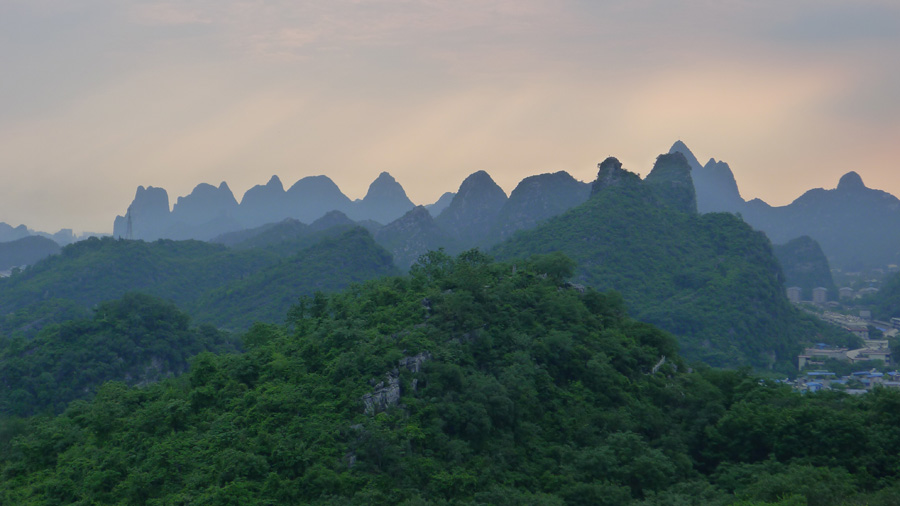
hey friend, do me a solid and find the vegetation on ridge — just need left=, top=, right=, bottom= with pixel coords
left=2, top=252, right=900, bottom=505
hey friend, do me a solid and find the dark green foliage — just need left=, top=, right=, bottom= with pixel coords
left=0, top=236, right=278, bottom=313
left=0, top=235, right=60, bottom=270
left=1, top=253, right=899, bottom=505
left=0, top=293, right=238, bottom=417
left=493, top=167, right=842, bottom=369
left=643, top=152, right=697, bottom=214
left=191, top=227, right=400, bottom=330
left=772, top=236, right=837, bottom=301
left=211, top=218, right=311, bottom=249
left=871, top=272, right=900, bottom=320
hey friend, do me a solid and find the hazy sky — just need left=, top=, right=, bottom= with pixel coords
left=2, top=0, right=899, bottom=233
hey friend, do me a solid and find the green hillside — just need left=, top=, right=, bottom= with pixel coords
left=191, top=228, right=400, bottom=330
left=772, top=236, right=837, bottom=301
left=0, top=237, right=278, bottom=313
left=0, top=293, right=238, bottom=417
left=3, top=252, right=900, bottom=505
left=493, top=156, right=841, bottom=370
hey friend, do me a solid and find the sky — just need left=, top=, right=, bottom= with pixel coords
left=2, top=0, right=899, bottom=234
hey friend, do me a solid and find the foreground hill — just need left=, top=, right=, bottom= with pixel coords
left=3, top=253, right=900, bottom=505
left=494, top=154, right=840, bottom=369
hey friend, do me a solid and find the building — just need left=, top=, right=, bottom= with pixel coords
left=787, top=286, right=802, bottom=303
left=859, top=287, right=880, bottom=298
left=812, top=287, right=828, bottom=304
left=839, top=287, right=855, bottom=299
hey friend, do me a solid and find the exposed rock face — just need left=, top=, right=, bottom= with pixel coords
left=591, top=157, right=641, bottom=195
left=644, top=152, right=698, bottom=214
left=426, top=192, right=455, bottom=217
left=398, top=351, right=432, bottom=373
left=363, top=373, right=401, bottom=415
left=349, top=172, right=415, bottom=225
left=435, top=170, right=508, bottom=248
left=362, top=352, right=432, bottom=415
left=238, top=175, right=290, bottom=229
left=375, top=206, right=455, bottom=268
left=285, top=176, right=353, bottom=223
left=494, top=171, right=591, bottom=242
left=113, top=186, right=171, bottom=241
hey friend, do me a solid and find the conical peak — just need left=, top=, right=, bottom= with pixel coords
left=263, top=175, right=285, bottom=191
left=837, top=171, right=865, bottom=191
left=374, top=171, right=395, bottom=182
left=458, top=170, right=506, bottom=197
left=365, top=172, right=403, bottom=195
left=668, top=140, right=703, bottom=172
left=670, top=140, right=690, bottom=152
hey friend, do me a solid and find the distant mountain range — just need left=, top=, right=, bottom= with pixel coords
left=112, top=169, right=593, bottom=268
left=672, top=141, right=900, bottom=271
left=4, top=151, right=848, bottom=371
left=112, top=172, right=418, bottom=242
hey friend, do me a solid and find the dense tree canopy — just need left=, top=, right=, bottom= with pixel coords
left=2, top=253, right=899, bottom=505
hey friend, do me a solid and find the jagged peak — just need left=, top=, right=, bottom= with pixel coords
left=591, top=157, right=641, bottom=195
left=267, top=175, right=282, bottom=187
left=837, top=171, right=865, bottom=191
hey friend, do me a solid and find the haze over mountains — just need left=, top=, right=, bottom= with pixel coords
left=672, top=141, right=900, bottom=271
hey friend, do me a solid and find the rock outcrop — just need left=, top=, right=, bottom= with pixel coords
left=113, top=185, right=172, bottom=241
left=591, top=157, right=641, bottom=195
left=362, top=352, right=432, bottom=415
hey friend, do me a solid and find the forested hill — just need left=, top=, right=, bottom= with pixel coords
left=493, top=154, right=841, bottom=370
left=191, top=227, right=400, bottom=330
left=0, top=293, right=239, bottom=417
left=0, top=228, right=398, bottom=335
left=0, top=237, right=278, bottom=314
left=3, top=252, right=900, bottom=505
